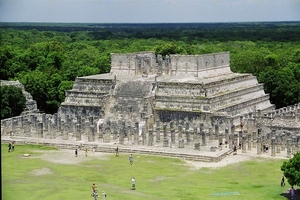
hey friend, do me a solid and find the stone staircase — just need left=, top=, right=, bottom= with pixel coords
left=59, top=76, right=115, bottom=118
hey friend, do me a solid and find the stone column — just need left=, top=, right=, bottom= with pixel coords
left=186, top=130, right=191, bottom=143
left=98, top=123, right=103, bottom=139
left=37, top=122, right=43, bottom=138
left=257, top=137, right=262, bottom=155
left=24, top=120, right=31, bottom=136
left=194, top=142, right=200, bottom=150
left=201, top=131, right=206, bottom=146
left=49, top=122, right=55, bottom=139
left=85, top=121, right=90, bottom=137
left=134, top=127, right=139, bottom=145
left=58, top=117, right=62, bottom=132
left=88, top=125, right=95, bottom=142
left=231, top=123, right=235, bottom=135
left=163, top=123, right=167, bottom=139
left=238, top=131, right=243, bottom=145
left=156, top=125, right=160, bottom=142
left=141, top=127, right=146, bottom=146
left=252, top=131, right=257, bottom=147
left=163, top=138, right=169, bottom=147
left=247, top=133, right=252, bottom=150
left=76, top=124, right=81, bottom=141
left=229, top=134, right=233, bottom=149
left=119, top=127, right=124, bottom=145
left=148, top=129, right=153, bottom=146
left=225, top=128, right=229, bottom=144
left=218, top=133, right=223, bottom=146
left=271, top=137, right=276, bottom=156
left=297, top=134, right=300, bottom=153
left=286, top=138, right=292, bottom=158
left=185, top=121, right=190, bottom=133
left=171, top=129, right=175, bottom=144
left=42, top=113, right=47, bottom=130
left=29, top=115, right=35, bottom=129
left=292, top=136, right=297, bottom=154
left=63, top=122, right=69, bottom=140
left=104, top=127, right=111, bottom=143
left=271, top=129, right=276, bottom=138
left=242, top=135, right=247, bottom=153
left=276, top=134, right=281, bottom=153
left=179, top=139, right=184, bottom=148
left=208, top=126, right=213, bottom=141
left=88, top=116, right=94, bottom=127
left=215, top=123, right=219, bottom=139
left=81, top=117, right=86, bottom=132
left=233, top=133, right=238, bottom=146
left=193, top=126, right=198, bottom=141
left=178, top=124, right=183, bottom=138
left=127, top=125, right=132, bottom=141
left=170, top=120, right=174, bottom=130
left=281, top=133, right=286, bottom=151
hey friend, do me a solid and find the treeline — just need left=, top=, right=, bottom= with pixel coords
left=0, top=22, right=299, bottom=117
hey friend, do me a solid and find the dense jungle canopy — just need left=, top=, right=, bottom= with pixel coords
left=0, top=22, right=299, bottom=116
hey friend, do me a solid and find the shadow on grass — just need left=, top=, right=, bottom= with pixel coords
left=280, top=188, right=300, bottom=200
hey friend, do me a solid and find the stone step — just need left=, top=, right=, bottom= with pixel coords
left=216, top=94, right=272, bottom=115
left=206, top=74, right=258, bottom=97
left=210, top=85, right=266, bottom=109
left=210, top=84, right=264, bottom=103
left=72, top=78, right=113, bottom=92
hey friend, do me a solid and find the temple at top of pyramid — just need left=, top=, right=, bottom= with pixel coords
left=58, top=51, right=275, bottom=126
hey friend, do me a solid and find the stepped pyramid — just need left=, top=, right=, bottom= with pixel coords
left=58, top=51, right=275, bottom=125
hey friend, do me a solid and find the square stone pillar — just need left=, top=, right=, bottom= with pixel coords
left=76, top=124, right=82, bottom=141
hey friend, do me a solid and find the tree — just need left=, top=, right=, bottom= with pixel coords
left=0, top=85, right=26, bottom=120
left=281, top=152, right=300, bottom=187
left=16, top=70, right=49, bottom=113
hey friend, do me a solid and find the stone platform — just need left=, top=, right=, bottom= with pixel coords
left=1, top=136, right=231, bottom=162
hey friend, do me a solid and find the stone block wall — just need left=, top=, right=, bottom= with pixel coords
left=169, top=52, right=230, bottom=77
left=110, top=52, right=156, bottom=76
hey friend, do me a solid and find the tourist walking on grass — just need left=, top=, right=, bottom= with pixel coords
left=115, top=146, right=119, bottom=157
left=129, top=154, right=134, bottom=165
left=91, top=183, right=98, bottom=200
left=290, top=186, right=295, bottom=199
left=281, top=176, right=285, bottom=187
left=101, top=191, right=107, bottom=200
left=11, top=141, right=15, bottom=151
left=131, top=177, right=136, bottom=190
left=85, top=148, right=88, bottom=157
left=8, top=142, right=12, bottom=152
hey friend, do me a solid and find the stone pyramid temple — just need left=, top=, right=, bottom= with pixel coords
left=58, top=51, right=275, bottom=127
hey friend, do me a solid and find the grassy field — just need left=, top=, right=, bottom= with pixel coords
left=1, top=143, right=294, bottom=200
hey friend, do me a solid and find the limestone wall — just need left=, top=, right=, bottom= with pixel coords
left=110, top=52, right=156, bottom=76
left=169, top=52, right=230, bottom=77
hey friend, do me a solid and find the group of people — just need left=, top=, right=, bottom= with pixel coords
left=261, top=142, right=269, bottom=153
left=90, top=152, right=136, bottom=198
left=91, top=183, right=106, bottom=200
left=74, top=148, right=89, bottom=157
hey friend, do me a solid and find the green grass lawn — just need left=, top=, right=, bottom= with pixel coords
left=1, top=143, right=293, bottom=200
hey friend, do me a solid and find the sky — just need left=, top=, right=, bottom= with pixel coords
left=0, top=0, right=299, bottom=23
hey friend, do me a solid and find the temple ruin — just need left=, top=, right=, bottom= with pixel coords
left=1, top=52, right=300, bottom=161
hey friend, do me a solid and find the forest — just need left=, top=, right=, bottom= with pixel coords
left=0, top=22, right=300, bottom=118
